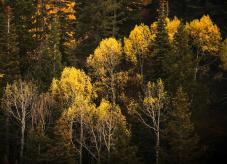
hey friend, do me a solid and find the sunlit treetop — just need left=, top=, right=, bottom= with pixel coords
left=50, top=67, right=93, bottom=102
left=185, top=15, right=222, bottom=54
left=124, top=24, right=152, bottom=64
left=96, top=99, right=129, bottom=135
left=150, top=17, right=181, bottom=42
left=97, top=99, right=112, bottom=119
left=128, top=79, right=167, bottom=115
left=29, top=0, right=76, bottom=37
left=143, top=79, right=167, bottom=110
left=166, top=17, right=181, bottom=41
left=64, top=98, right=95, bottom=120
left=87, top=38, right=122, bottom=76
left=46, top=0, right=76, bottom=20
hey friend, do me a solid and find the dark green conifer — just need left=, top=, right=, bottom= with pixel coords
left=75, top=0, right=127, bottom=68
left=165, top=23, right=195, bottom=95
left=0, top=5, right=21, bottom=86
left=166, top=87, right=200, bottom=164
left=152, top=0, right=171, bottom=79
left=29, top=16, right=63, bottom=90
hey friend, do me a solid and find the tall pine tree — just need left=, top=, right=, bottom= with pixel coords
left=166, top=87, right=200, bottom=164
left=0, top=4, right=21, bottom=87
left=75, top=0, right=127, bottom=68
left=165, top=23, right=195, bottom=95
left=9, top=0, right=37, bottom=77
left=152, top=0, right=171, bottom=80
left=29, top=16, right=63, bottom=90
left=0, top=4, right=22, bottom=164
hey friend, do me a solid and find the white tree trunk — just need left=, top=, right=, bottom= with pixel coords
left=155, top=130, right=160, bottom=164
left=79, top=112, right=83, bottom=164
left=194, top=50, right=200, bottom=81
left=20, top=114, right=26, bottom=162
left=111, top=72, right=116, bottom=106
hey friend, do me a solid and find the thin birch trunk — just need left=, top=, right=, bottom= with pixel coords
left=79, top=111, right=83, bottom=164
left=194, top=49, right=199, bottom=81
left=111, top=71, right=116, bottom=106
left=20, top=112, right=26, bottom=162
left=155, top=130, right=160, bottom=164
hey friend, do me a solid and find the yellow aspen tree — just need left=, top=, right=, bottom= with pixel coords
left=124, top=24, right=152, bottom=83
left=59, top=96, right=96, bottom=162
left=87, top=38, right=122, bottom=105
left=2, top=80, right=37, bottom=162
left=50, top=67, right=93, bottom=103
left=165, top=17, right=181, bottom=41
left=50, top=67, right=93, bottom=164
left=185, top=15, right=222, bottom=80
left=129, top=79, right=167, bottom=164
left=186, top=15, right=221, bottom=54
left=93, top=99, right=130, bottom=163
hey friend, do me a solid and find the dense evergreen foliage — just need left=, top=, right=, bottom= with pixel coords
left=0, top=0, right=226, bottom=164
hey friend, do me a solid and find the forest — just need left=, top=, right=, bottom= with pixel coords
left=0, top=0, right=227, bottom=164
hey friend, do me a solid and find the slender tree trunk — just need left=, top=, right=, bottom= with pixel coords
left=53, top=44, right=56, bottom=75
left=155, top=105, right=161, bottom=164
left=7, top=9, right=10, bottom=34
left=20, top=114, right=26, bottom=162
left=194, top=49, right=199, bottom=81
left=5, top=112, right=9, bottom=163
left=111, top=72, right=116, bottom=106
left=155, top=130, right=160, bottom=164
left=107, top=111, right=113, bottom=164
left=107, top=129, right=111, bottom=162
left=79, top=112, right=83, bottom=164
left=107, top=136, right=111, bottom=163
left=139, top=55, right=144, bottom=85
left=97, top=150, right=101, bottom=164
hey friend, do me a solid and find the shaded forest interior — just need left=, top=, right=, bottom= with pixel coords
left=0, top=0, right=227, bottom=164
